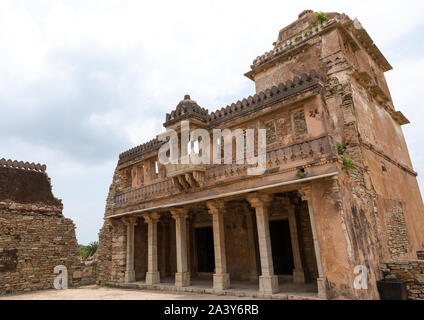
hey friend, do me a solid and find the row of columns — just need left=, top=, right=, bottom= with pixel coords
left=121, top=189, right=325, bottom=297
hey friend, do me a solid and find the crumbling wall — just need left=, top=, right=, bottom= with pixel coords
left=96, top=222, right=113, bottom=283
left=0, top=160, right=95, bottom=295
left=96, top=167, right=125, bottom=283
left=380, top=260, right=424, bottom=300
left=0, top=165, right=60, bottom=206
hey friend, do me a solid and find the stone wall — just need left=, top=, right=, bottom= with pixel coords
left=96, top=221, right=113, bottom=283
left=0, top=161, right=96, bottom=294
left=380, top=260, right=424, bottom=300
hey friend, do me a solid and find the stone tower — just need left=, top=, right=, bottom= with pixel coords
left=245, top=10, right=424, bottom=298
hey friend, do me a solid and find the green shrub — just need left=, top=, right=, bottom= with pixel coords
left=336, top=142, right=357, bottom=171
left=341, top=156, right=357, bottom=170
left=79, top=241, right=99, bottom=260
left=337, top=142, right=345, bottom=155
left=316, top=11, right=328, bottom=23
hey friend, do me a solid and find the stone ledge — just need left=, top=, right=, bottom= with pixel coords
left=104, top=281, right=322, bottom=300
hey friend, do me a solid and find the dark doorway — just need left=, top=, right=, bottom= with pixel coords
left=195, top=227, right=215, bottom=273
left=269, top=220, right=294, bottom=275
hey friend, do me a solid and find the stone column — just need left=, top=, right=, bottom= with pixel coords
left=143, top=212, right=161, bottom=285
left=123, top=216, right=138, bottom=283
left=160, top=220, right=169, bottom=278
left=283, top=198, right=305, bottom=283
left=247, top=193, right=279, bottom=294
left=206, top=200, right=230, bottom=290
left=242, top=204, right=259, bottom=281
left=171, top=209, right=191, bottom=287
left=299, top=185, right=327, bottom=299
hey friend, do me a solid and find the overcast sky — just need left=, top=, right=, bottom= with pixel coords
left=1, top=0, right=423, bottom=244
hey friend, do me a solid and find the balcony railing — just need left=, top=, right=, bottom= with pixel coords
left=114, top=135, right=333, bottom=208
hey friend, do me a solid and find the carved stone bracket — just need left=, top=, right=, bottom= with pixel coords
left=246, top=193, right=274, bottom=209
left=206, top=200, right=226, bottom=216
left=122, top=216, right=138, bottom=226
left=170, top=208, right=189, bottom=220
left=298, top=185, right=312, bottom=202
left=143, top=212, right=161, bottom=224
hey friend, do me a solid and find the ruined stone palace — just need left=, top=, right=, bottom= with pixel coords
left=97, top=10, right=424, bottom=299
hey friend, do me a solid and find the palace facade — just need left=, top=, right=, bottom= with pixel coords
left=96, top=10, right=424, bottom=299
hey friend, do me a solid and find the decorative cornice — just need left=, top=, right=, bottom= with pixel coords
left=118, top=138, right=165, bottom=165
left=209, top=70, right=321, bottom=126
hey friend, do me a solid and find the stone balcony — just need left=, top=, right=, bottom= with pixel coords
left=165, top=163, right=206, bottom=192
left=113, top=135, right=335, bottom=209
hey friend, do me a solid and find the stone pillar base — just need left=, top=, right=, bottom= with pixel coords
left=213, top=273, right=230, bottom=290
left=145, top=271, right=160, bottom=285
left=293, top=269, right=305, bottom=283
left=259, top=275, right=279, bottom=294
left=317, top=277, right=327, bottom=299
left=175, top=272, right=191, bottom=287
left=125, top=270, right=136, bottom=283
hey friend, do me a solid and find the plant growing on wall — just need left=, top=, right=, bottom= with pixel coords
left=337, top=142, right=357, bottom=171
left=337, top=142, right=346, bottom=155
left=296, top=168, right=306, bottom=178
left=316, top=11, right=328, bottom=23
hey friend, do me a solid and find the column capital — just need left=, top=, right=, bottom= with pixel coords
left=170, top=208, right=189, bottom=220
left=206, top=200, right=226, bottom=215
left=143, top=212, right=161, bottom=223
left=298, top=185, right=312, bottom=202
left=122, top=216, right=138, bottom=226
left=246, top=193, right=273, bottom=209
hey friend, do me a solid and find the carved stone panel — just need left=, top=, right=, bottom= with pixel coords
left=292, top=109, right=308, bottom=138
left=265, top=120, right=277, bottom=145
